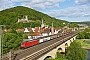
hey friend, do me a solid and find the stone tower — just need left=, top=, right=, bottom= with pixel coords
left=51, top=22, right=54, bottom=35
left=25, top=15, right=28, bottom=20
left=41, top=19, right=44, bottom=28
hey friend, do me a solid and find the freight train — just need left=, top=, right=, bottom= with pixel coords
left=20, top=32, right=72, bottom=48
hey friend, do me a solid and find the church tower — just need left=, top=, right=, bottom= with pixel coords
left=51, top=22, right=54, bottom=35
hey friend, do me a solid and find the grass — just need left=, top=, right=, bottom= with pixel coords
left=75, top=39, right=90, bottom=49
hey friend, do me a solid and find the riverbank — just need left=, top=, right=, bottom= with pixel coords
left=82, top=47, right=90, bottom=50
left=75, top=39, right=90, bottom=50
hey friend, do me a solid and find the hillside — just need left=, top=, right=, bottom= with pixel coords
left=71, top=21, right=90, bottom=26
left=0, top=6, right=68, bottom=29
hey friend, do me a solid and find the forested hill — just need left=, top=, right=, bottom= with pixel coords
left=72, top=21, right=90, bottom=26
left=0, top=6, right=69, bottom=29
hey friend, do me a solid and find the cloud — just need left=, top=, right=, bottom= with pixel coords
left=75, top=0, right=90, bottom=5
left=0, top=0, right=13, bottom=11
left=11, top=0, right=65, bottom=10
left=46, top=5, right=90, bottom=18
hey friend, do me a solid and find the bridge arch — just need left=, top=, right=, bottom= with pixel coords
left=65, top=43, right=68, bottom=47
left=57, top=48, right=62, bottom=52
left=57, top=47, right=65, bottom=54
left=73, top=38, right=75, bottom=40
left=44, top=56, right=52, bottom=60
left=70, top=40, right=72, bottom=42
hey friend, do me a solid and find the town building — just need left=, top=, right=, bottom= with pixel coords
left=78, top=24, right=88, bottom=29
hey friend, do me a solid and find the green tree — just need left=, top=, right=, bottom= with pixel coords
left=23, top=34, right=28, bottom=39
left=2, top=33, right=23, bottom=54
left=77, top=28, right=90, bottom=39
left=55, top=52, right=67, bottom=60
left=66, top=41, right=86, bottom=60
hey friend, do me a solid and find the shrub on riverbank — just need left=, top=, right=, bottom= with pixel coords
left=66, top=41, right=87, bottom=60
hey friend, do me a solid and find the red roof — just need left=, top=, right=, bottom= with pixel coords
left=16, top=29, right=24, bottom=32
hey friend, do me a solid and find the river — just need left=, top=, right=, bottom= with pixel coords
left=86, top=50, right=90, bottom=60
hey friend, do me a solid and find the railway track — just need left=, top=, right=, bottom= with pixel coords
left=3, top=32, right=77, bottom=60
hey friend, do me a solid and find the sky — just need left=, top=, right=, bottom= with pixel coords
left=0, top=0, right=90, bottom=22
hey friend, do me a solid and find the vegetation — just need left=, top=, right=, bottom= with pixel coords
left=75, top=39, right=90, bottom=49
left=69, top=23, right=79, bottom=28
left=77, top=28, right=90, bottom=39
left=66, top=41, right=87, bottom=60
left=71, top=21, right=90, bottom=26
left=55, top=52, right=67, bottom=60
left=2, top=32, right=23, bottom=54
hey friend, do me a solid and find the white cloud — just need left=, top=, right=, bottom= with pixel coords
left=11, top=0, right=65, bottom=10
left=46, top=5, right=90, bottom=18
left=0, top=0, right=13, bottom=11
left=75, top=0, right=90, bottom=5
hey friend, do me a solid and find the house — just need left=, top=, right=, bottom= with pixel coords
left=78, top=24, right=88, bottom=29
left=3, top=29, right=11, bottom=33
left=16, top=28, right=24, bottom=33
left=54, top=28, right=60, bottom=34
left=40, top=28, right=50, bottom=36
left=28, top=27, right=40, bottom=39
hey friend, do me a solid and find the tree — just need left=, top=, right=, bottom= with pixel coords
left=77, top=28, right=90, bottom=39
left=23, top=34, right=28, bottom=39
left=2, top=33, right=23, bottom=54
left=55, top=52, right=67, bottom=60
left=66, top=41, right=86, bottom=60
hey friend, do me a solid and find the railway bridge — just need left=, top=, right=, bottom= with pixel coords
left=3, top=32, right=77, bottom=60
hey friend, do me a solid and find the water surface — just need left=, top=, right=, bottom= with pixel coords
left=86, top=50, right=90, bottom=60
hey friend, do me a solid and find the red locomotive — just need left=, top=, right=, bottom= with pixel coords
left=20, top=39, right=39, bottom=48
